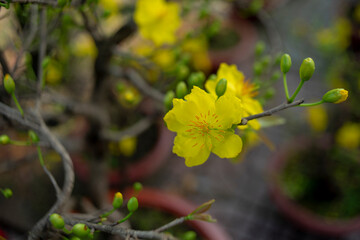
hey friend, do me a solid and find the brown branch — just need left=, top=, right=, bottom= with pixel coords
left=9, top=0, right=57, bottom=6
left=62, top=216, right=177, bottom=240
left=0, top=50, right=10, bottom=75
left=239, top=99, right=304, bottom=125
left=155, top=217, right=187, bottom=233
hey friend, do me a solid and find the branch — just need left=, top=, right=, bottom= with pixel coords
left=155, top=217, right=187, bottom=233
left=239, top=99, right=304, bottom=125
left=0, top=102, right=40, bottom=131
left=63, top=217, right=177, bottom=240
left=0, top=49, right=10, bottom=75
left=100, top=116, right=153, bottom=141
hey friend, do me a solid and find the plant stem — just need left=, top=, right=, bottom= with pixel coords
left=9, top=140, right=30, bottom=146
left=283, top=73, right=290, bottom=101
left=100, top=209, right=115, bottom=219
left=37, top=146, right=44, bottom=166
left=11, top=93, right=24, bottom=117
left=299, top=100, right=324, bottom=107
left=288, top=80, right=304, bottom=103
left=116, top=212, right=134, bottom=224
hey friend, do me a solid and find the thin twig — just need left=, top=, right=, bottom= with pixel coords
left=62, top=217, right=177, bottom=240
left=0, top=102, right=40, bottom=130
left=155, top=217, right=187, bottom=233
left=100, top=117, right=153, bottom=141
left=239, top=99, right=304, bottom=125
left=10, top=0, right=57, bottom=6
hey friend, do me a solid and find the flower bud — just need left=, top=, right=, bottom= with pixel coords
left=207, top=74, right=217, bottom=81
left=0, top=135, right=10, bottom=145
left=176, top=81, right=188, bottom=99
left=255, top=41, right=265, bottom=57
left=112, top=192, right=123, bottom=209
left=41, top=57, right=51, bottom=70
left=299, top=57, right=315, bottom=81
left=182, top=231, right=197, bottom=240
left=187, top=72, right=205, bottom=90
left=72, top=223, right=90, bottom=237
left=253, top=62, right=263, bottom=76
left=133, top=182, right=143, bottom=192
left=322, top=88, right=348, bottom=104
left=49, top=213, right=65, bottom=229
left=280, top=54, right=291, bottom=74
left=127, top=197, right=139, bottom=212
left=28, top=130, right=39, bottom=143
left=215, top=78, right=227, bottom=98
left=1, top=188, right=12, bottom=198
left=176, top=64, right=189, bottom=80
left=4, top=74, right=15, bottom=95
left=164, top=90, right=175, bottom=110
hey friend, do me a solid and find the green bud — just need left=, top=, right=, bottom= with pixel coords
left=176, top=81, right=188, bottom=99
left=112, top=192, right=123, bottom=209
left=163, top=90, right=175, bottom=110
left=49, top=213, right=65, bottom=229
left=265, top=88, right=275, bottom=99
left=1, top=188, right=12, bottom=198
left=187, top=72, right=205, bottom=89
left=207, top=74, right=217, bottom=81
left=127, top=197, right=139, bottom=212
left=4, top=74, right=15, bottom=95
left=215, top=78, right=227, bottom=98
left=274, top=52, right=282, bottom=65
left=133, top=182, right=143, bottom=192
left=261, top=55, right=271, bottom=68
left=271, top=71, right=281, bottom=81
left=0, top=135, right=10, bottom=145
left=72, top=223, right=90, bottom=237
left=322, top=88, right=348, bottom=104
left=182, top=231, right=197, bottom=240
left=28, top=130, right=39, bottom=143
left=176, top=64, right=190, bottom=80
left=253, top=62, right=263, bottom=76
left=41, top=57, right=51, bottom=70
left=299, top=57, right=315, bottom=81
left=280, top=54, right=292, bottom=74
left=255, top=41, right=265, bottom=57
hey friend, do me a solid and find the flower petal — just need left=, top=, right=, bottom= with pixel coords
left=212, top=133, right=243, bottom=158
left=173, top=133, right=206, bottom=157
left=215, top=94, right=244, bottom=128
left=184, top=147, right=211, bottom=167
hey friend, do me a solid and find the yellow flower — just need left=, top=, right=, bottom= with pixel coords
left=134, top=0, right=181, bottom=46
left=336, top=122, right=360, bottom=150
left=119, top=136, right=137, bottom=157
left=164, top=87, right=244, bottom=167
left=71, top=32, right=98, bottom=59
left=306, top=105, right=328, bottom=132
left=182, top=36, right=211, bottom=73
left=205, top=63, right=263, bottom=130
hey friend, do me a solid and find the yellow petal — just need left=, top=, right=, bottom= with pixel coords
left=173, top=133, right=206, bottom=157
left=184, top=147, right=211, bottom=167
left=212, top=133, right=243, bottom=158
left=215, top=94, right=244, bottom=127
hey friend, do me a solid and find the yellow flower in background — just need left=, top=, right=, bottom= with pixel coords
left=45, top=61, right=62, bottom=85
left=182, top=36, right=211, bottom=73
left=152, top=48, right=176, bottom=69
left=119, top=136, right=137, bottom=157
left=72, top=32, right=98, bottom=59
left=306, top=105, right=328, bottom=132
left=336, top=122, right=360, bottom=150
left=164, top=87, right=244, bottom=167
left=206, top=63, right=263, bottom=130
left=134, top=0, right=181, bottom=46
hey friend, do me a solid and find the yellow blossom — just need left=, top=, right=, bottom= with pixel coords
left=336, top=122, right=360, bottom=150
left=306, top=105, right=328, bottom=132
left=164, top=87, right=244, bottom=167
left=134, top=0, right=181, bottom=46
left=205, top=63, right=263, bottom=130
left=182, top=36, right=211, bottom=73
left=119, top=136, right=137, bottom=157
left=71, top=32, right=98, bottom=59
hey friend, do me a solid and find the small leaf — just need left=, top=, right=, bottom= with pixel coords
left=190, top=199, right=215, bottom=215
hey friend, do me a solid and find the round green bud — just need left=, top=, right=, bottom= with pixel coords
left=163, top=90, right=175, bottom=110
left=133, top=182, right=143, bottom=192
left=176, top=64, right=190, bottom=80
left=49, top=213, right=65, bottom=229
left=187, top=72, right=205, bottom=89
left=299, top=57, right=315, bottom=81
left=28, top=130, right=39, bottom=143
left=41, top=57, right=51, bottom=70
left=207, top=74, right=217, bottom=81
left=72, top=223, right=90, bottom=237
left=1, top=188, right=12, bottom=198
left=4, top=74, right=15, bottom=95
left=112, top=192, right=123, bottom=209
left=261, top=55, right=271, bottom=68
left=0, top=135, right=10, bottom=145
left=265, top=88, right=275, bottom=100
left=253, top=62, right=263, bottom=76
left=280, top=54, right=292, bottom=74
left=127, top=197, right=139, bottom=212
left=176, top=81, right=188, bottom=99
left=183, top=231, right=197, bottom=240
left=322, top=88, right=348, bottom=104
left=255, top=41, right=265, bottom=57
left=274, top=52, right=282, bottom=65
left=271, top=71, right=281, bottom=81
left=215, top=78, right=227, bottom=98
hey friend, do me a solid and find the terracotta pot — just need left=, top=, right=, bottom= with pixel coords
left=73, top=119, right=174, bottom=186
left=208, top=17, right=257, bottom=70
left=122, top=187, right=231, bottom=240
left=268, top=136, right=360, bottom=236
